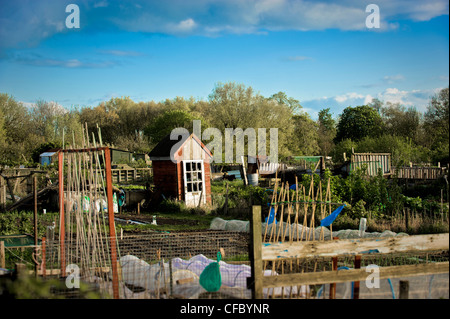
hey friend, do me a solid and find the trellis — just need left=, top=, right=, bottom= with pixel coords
left=57, top=128, right=120, bottom=299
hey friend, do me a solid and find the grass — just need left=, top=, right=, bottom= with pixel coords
left=366, top=214, right=449, bottom=235
left=116, top=211, right=217, bottom=233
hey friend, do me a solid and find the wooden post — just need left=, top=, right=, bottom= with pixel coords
left=399, top=280, right=409, bottom=299
left=250, top=205, right=263, bottom=299
left=5, top=176, right=16, bottom=204
left=41, top=237, right=46, bottom=277
left=224, top=182, right=229, bottom=215
left=241, top=156, right=248, bottom=186
left=58, top=151, right=66, bottom=276
left=0, top=241, right=5, bottom=269
left=104, top=148, right=120, bottom=299
left=353, top=255, right=361, bottom=299
left=15, top=263, right=27, bottom=278
left=330, top=257, right=338, bottom=299
left=405, top=208, right=409, bottom=231
left=0, top=176, right=4, bottom=210
left=34, top=175, right=38, bottom=276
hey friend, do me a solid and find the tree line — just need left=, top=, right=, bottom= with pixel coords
left=0, top=82, right=448, bottom=167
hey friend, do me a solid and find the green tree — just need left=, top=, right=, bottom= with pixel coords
left=317, top=108, right=336, bottom=156
left=0, top=93, right=31, bottom=144
left=0, top=93, right=36, bottom=164
left=424, top=87, right=449, bottom=164
left=207, top=82, right=296, bottom=159
left=381, top=102, right=422, bottom=142
left=291, top=112, right=319, bottom=156
left=330, top=138, right=357, bottom=164
left=356, top=134, right=429, bottom=166
left=31, top=141, right=61, bottom=164
left=269, top=91, right=301, bottom=114
left=144, top=109, right=203, bottom=146
left=79, top=103, right=120, bottom=146
left=335, top=105, right=384, bottom=143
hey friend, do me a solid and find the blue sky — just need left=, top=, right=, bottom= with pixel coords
left=0, top=0, right=448, bottom=119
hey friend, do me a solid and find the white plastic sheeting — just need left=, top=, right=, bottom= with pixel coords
left=116, top=254, right=309, bottom=299
left=209, top=217, right=408, bottom=240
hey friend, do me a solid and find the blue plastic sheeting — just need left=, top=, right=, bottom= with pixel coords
left=265, top=207, right=277, bottom=225
left=320, top=205, right=345, bottom=227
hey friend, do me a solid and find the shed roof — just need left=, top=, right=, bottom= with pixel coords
left=149, top=132, right=212, bottom=160
left=40, top=152, right=58, bottom=157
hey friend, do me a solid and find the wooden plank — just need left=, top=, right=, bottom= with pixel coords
left=250, top=205, right=263, bottom=299
left=262, top=233, right=449, bottom=260
left=262, top=262, right=449, bottom=288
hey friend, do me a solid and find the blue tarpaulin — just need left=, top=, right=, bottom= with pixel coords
left=320, top=205, right=345, bottom=227
left=265, top=207, right=277, bottom=224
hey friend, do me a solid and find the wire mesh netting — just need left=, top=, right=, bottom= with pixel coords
left=42, top=230, right=254, bottom=299
left=313, top=251, right=449, bottom=299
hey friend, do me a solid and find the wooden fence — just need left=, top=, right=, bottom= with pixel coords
left=249, top=206, right=449, bottom=299
left=394, top=166, right=447, bottom=180
left=110, top=168, right=152, bottom=183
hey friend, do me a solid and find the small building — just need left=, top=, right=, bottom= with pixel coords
left=39, top=149, right=60, bottom=166
left=149, top=133, right=212, bottom=206
left=340, top=152, right=392, bottom=177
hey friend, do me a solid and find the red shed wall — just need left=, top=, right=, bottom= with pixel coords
left=152, top=160, right=179, bottom=199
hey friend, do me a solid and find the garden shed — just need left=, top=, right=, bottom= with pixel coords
left=149, top=133, right=212, bottom=206
left=39, top=149, right=60, bottom=166
left=340, top=152, right=392, bottom=177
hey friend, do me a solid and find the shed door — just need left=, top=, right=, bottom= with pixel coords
left=183, top=160, right=206, bottom=207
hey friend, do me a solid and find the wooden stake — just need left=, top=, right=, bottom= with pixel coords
left=264, top=172, right=278, bottom=242
left=353, top=255, right=361, bottom=299
left=34, top=175, right=38, bottom=276
left=330, top=257, right=338, bottom=299
left=399, top=280, right=409, bottom=299
left=0, top=241, right=5, bottom=269
left=58, top=150, right=66, bottom=276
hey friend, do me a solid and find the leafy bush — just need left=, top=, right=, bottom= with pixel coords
left=0, top=211, right=58, bottom=237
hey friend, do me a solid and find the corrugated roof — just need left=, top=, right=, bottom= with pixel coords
left=40, top=152, right=58, bottom=157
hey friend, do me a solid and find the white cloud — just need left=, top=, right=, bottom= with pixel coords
left=170, top=18, right=197, bottom=33
left=12, top=53, right=120, bottom=69
left=364, top=94, right=374, bottom=105
left=302, top=91, right=374, bottom=119
left=1, top=0, right=448, bottom=53
left=301, top=87, right=443, bottom=119
left=376, top=87, right=439, bottom=112
left=334, top=92, right=365, bottom=103
left=383, top=74, right=405, bottom=84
